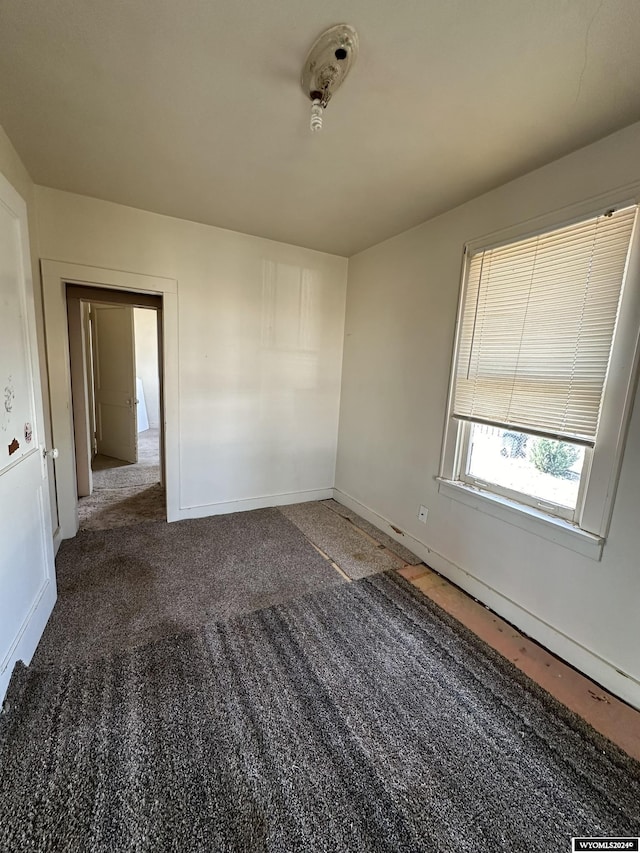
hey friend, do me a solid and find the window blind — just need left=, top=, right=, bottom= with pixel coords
left=452, top=205, right=637, bottom=445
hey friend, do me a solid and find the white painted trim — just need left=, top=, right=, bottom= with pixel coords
left=0, top=578, right=56, bottom=703
left=332, top=487, right=640, bottom=710
left=176, top=488, right=335, bottom=520
left=436, top=478, right=603, bottom=560
left=465, top=184, right=640, bottom=254
left=52, top=527, right=63, bottom=555
left=40, top=260, right=179, bottom=537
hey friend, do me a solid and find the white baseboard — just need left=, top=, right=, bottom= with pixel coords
left=331, top=489, right=427, bottom=562
left=53, top=526, right=63, bottom=555
left=0, top=579, right=57, bottom=705
left=174, top=488, right=335, bottom=521
left=332, top=488, right=640, bottom=710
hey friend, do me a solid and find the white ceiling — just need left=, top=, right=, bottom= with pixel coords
left=1, top=0, right=639, bottom=256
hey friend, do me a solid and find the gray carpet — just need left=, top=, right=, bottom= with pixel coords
left=80, top=429, right=164, bottom=531
left=33, top=507, right=344, bottom=667
left=279, top=501, right=406, bottom=579
left=2, top=572, right=639, bottom=852
left=322, top=498, right=422, bottom=564
left=92, top=428, right=160, bottom=490
left=78, top=483, right=166, bottom=531
left=92, top=461, right=160, bottom=489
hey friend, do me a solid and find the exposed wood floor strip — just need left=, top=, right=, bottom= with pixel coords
left=398, top=564, right=640, bottom=762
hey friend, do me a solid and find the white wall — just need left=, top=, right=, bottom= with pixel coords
left=133, top=307, right=160, bottom=430
left=336, top=121, right=640, bottom=708
left=36, top=187, right=347, bottom=521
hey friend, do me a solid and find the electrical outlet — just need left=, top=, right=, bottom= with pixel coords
left=418, top=505, right=428, bottom=523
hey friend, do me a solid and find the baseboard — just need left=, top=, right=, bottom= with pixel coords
left=332, top=488, right=640, bottom=710
left=174, top=488, right=335, bottom=521
left=0, top=579, right=57, bottom=704
left=331, top=489, right=427, bottom=562
left=53, top=526, right=63, bottom=555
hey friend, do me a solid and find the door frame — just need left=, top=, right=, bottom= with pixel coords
left=41, top=261, right=179, bottom=539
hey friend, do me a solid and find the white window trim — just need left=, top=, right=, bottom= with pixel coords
left=436, top=477, right=603, bottom=559
left=438, top=187, right=640, bottom=560
left=458, top=422, right=588, bottom=523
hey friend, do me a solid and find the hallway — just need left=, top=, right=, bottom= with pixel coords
left=78, top=428, right=164, bottom=530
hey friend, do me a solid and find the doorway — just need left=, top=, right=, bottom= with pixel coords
left=66, top=285, right=165, bottom=531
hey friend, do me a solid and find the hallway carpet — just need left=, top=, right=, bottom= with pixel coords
left=77, top=482, right=166, bottom=531
left=78, top=429, right=164, bottom=531
left=2, top=572, right=639, bottom=852
left=92, top=428, right=161, bottom=490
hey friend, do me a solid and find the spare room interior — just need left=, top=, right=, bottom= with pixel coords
left=1, top=1, right=640, bottom=850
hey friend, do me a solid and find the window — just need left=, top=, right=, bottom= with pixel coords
left=439, top=202, right=640, bottom=552
left=460, top=423, right=586, bottom=521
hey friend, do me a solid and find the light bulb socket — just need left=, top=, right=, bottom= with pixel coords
left=310, top=100, right=323, bottom=132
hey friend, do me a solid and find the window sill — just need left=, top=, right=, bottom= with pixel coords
left=436, top=478, right=604, bottom=560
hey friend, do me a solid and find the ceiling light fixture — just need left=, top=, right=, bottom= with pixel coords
left=301, top=24, right=359, bottom=133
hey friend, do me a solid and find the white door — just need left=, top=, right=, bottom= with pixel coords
left=92, top=304, right=138, bottom=463
left=0, top=174, right=56, bottom=703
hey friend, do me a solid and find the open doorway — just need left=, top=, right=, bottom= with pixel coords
left=66, top=285, right=165, bottom=531
left=90, top=304, right=161, bottom=483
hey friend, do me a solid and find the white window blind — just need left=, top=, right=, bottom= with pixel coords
left=453, top=206, right=637, bottom=445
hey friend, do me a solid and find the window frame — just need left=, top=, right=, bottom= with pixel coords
left=457, top=422, right=590, bottom=523
left=438, top=189, right=640, bottom=556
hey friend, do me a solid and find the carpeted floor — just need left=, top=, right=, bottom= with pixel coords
left=33, top=508, right=344, bottom=667
left=2, top=572, right=639, bottom=852
left=79, top=430, right=164, bottom=530
left=280, top=501, right=408, bottom=579
left=322, top=499, right=422, bottom=564
left=92, top=428, right=160, bottom=490
left=78, top=483, right=166, bottom=531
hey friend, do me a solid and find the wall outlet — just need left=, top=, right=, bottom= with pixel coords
left=418, top=505, right=428, bottom=523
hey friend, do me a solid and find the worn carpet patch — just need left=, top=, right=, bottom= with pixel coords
left=34, top=507, right=344, bottom=667
left=322, top=498, right=422, bottom=564
left=280, top=501, right=405, bottom=578
left=2, top=573, right=638, bottom=852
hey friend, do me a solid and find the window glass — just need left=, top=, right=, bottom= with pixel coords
left=465, top=422, right=585, bottom=510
